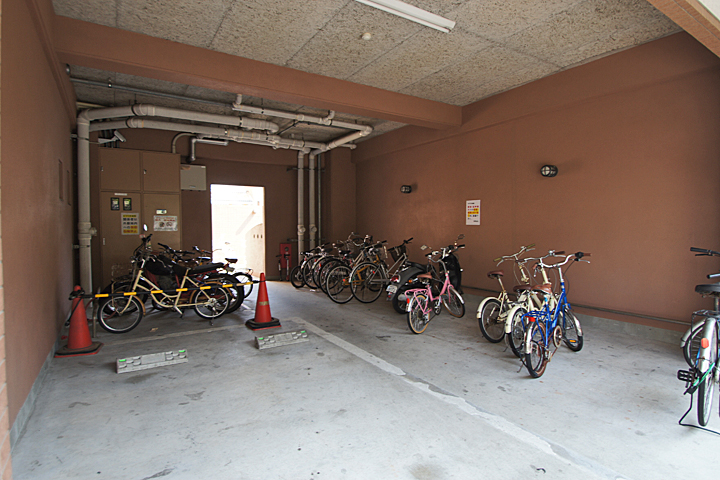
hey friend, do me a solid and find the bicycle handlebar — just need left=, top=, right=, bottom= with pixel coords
left=494, top=243, right=538, bottom=266
left=708, top=272, right=720, bottom=279
left=691, top=247, right=720, bottom=256
left=537, top=252, right=590, bottom=269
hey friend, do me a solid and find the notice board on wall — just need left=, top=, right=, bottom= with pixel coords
left=466, top=200, right=480, bottom=225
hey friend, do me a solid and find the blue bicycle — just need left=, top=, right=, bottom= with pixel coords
left=522, top=252, right=589, bottom=378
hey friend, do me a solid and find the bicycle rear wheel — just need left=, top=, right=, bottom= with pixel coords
left=209, top=274, right=244, bottom=314
left=524, top=321, right=548, bottom=378
left=683, top=323, right=704, bottom=367
left=326, top=264, right=354, bottom=304
left=235, top=272, right=254, bottom=298
left=697, top=321, right=718, bottom=426
left=562, top=305, right=583, bottom=352
left=97, top=296, right=144, bottom=334
left=351, top=262, right=386, bottom=303
left=442, top=285, right=465, bottom=318
left=407, top=292, right=430, bottom=334
left=192, top=284, right=229, bottom=320
left=478, top=298, right=505, bottom=343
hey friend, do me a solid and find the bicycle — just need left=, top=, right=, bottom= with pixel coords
left=476, top=243, right=537, bottom=344
left=504, top=250, right=567, bottom=357
left=96, top=237, right=231, bottom=333
left=157, top=243, right=245, bottom=314
left=521, top=252, right=588, bottom=377
left=405, top=247, right=465, bottom=334
left=324, top=239, right=377, bottom=304
left=677, top=247, right=720, bottom=426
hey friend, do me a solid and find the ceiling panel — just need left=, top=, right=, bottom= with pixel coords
left=54, top=0, right=682, bottom=146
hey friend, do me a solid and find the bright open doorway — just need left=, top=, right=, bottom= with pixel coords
left=210, top=184, right=265, bottom=275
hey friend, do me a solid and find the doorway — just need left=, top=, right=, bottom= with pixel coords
left=210, top=184, right=265, bottom=275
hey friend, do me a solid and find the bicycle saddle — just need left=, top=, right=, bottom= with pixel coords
left=513, top=285, right=532, bottom=293
left=188, top=262, right=225, bottom=275
left=695, top=283, right=720, bottom=296
left=417, top=273, right=433, bottom=280
left=487, top=270, right=504, bottom=279
left=531, top=283, right=553, bottom=295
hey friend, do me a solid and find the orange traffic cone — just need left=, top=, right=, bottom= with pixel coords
left=55, top=286, right=103, bottom=357
left=245, top=273, right=281, bottom=330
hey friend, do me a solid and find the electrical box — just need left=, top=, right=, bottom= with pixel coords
left=181, top=164, right=207, bottom=191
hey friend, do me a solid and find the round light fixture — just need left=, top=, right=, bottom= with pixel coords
left=540, top=165, right=558, bottom=177
left=361, top=32, right=372, bottom=41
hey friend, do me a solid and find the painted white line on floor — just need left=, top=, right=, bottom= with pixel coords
left=290, top=316, right=630, bottom=480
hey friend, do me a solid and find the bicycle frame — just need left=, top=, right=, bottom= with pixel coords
left=130, top=259, right=227, bottom=316
left=521, top=252, right=587, bottom=377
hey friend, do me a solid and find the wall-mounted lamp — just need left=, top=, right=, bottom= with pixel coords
left=400, top=185, right=412, bottom=194
left=540, top=165, right=558, bottom=177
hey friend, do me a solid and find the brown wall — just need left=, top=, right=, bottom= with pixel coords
left=91, top=129, right=351, bottom=281
left=2, top=0, right=75, bottom=447
left=354, top=32, right=720, bottom=330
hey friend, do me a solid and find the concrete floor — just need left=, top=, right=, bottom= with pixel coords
left=10, top=281, right=720, bottom=480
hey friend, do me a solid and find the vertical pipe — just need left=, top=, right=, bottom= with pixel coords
left=309, top=153, right=316, bottom=249
left=77, top=115, right=94, bottom=293
left=317, top=153, right=322, bottom=248
left=297, top=150, right=306, bottom=263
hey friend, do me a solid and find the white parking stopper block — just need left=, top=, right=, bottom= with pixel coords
left=116, top=350, right=188, bottom=373
left=256, top=331, right=309, bottom=350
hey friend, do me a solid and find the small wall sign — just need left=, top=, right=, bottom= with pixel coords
left=123, top=198, right=132, bottom=211
left=110, top=197, right=120, bottom=211
left=466, top=200, right=481, bottom=225
left=154, top=215, right=178, bottom=232
left=122, top=213, right=139, bottom=235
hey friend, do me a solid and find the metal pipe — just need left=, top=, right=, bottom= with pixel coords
left=317, top=153, right=322, bottom=247
left=190, top=137, right=229, bottom=162
left=232, top=94, right=372, bottom=133
left=309, top=153, right=316, bottom=249
left=297, top=150, right=307, bottom=262
left=76, top=113, right=94, bottom=293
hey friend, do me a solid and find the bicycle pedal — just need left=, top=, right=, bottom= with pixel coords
left=677, top=369, right=694, bottom=383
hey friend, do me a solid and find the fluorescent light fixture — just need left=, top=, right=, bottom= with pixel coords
left=354, top=0, right=455, bottom=33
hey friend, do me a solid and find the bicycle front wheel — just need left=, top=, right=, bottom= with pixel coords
left=478, top=298, right=506, bottom=343
left=351, top=262, right=386, bottom=303
left=698, top=321, right=718, bottom=426
left=562, top=305, right=583, bottom=352
left=442, top=285, right=465, bottom=318
left=192, top=284, right=229, bottom=320
left=506, top=305, right=527, bottom=358
left=97, top=296, right=144, bottom=334
left=407, top=292, right=430, bottom=334
left=524, top=321, right=548, bottom=378
left=326, top=264, right=354, bottom=304
left=290, top=266, right=305, bottom=289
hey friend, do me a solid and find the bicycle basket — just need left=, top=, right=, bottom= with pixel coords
left=388, top=244, right=407, bottom=262
left=145, top=256, right=174, bottom=276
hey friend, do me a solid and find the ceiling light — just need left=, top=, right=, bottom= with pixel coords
left=361, top=32, right=373, bottom=40
left=354, top=0, right=455, bottom=33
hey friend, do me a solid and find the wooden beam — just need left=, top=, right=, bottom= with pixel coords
left=647, top=0, right=720, bottom=57
left=53, top=16, right=461, bottom=130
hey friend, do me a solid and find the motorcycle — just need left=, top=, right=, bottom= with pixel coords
left=387, top=234, right=465, bottom=314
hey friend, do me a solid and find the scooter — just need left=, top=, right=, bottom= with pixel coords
left=387, top=234, right=465, bottom=314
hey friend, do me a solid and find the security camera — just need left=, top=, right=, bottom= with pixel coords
left=113, top=130, right=126, bottom=143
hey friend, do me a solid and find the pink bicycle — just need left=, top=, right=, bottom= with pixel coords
left=405, top=246, right=465, bottom=334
